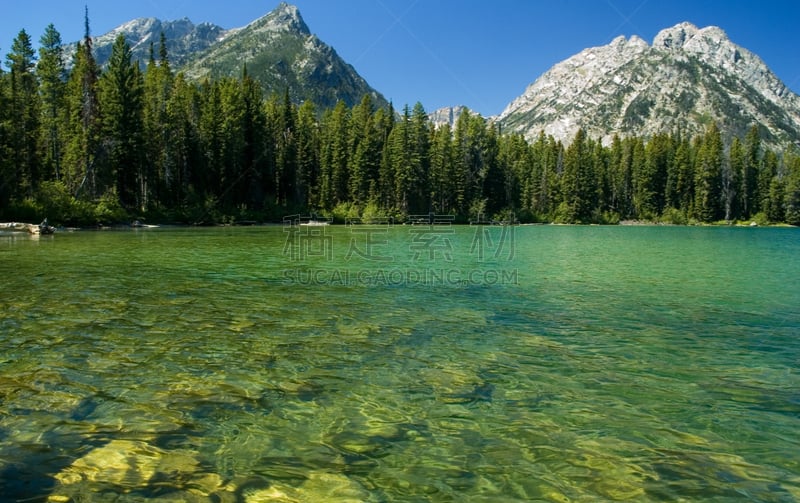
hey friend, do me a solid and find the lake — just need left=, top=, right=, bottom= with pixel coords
left=1, top=224, right=798, bottom=501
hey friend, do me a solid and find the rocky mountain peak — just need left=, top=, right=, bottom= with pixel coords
left=248, top=2, right=310, bottom=35
left=498, top=21, right=800, bottom=149
left=652, top=21, right=700, bottom=50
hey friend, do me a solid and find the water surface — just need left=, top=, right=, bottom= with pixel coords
left=0, top=225, right=798, bottom=501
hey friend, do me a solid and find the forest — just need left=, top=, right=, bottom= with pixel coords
left=2, top=21, right=800, bottom=226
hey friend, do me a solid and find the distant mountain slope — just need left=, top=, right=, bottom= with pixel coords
left=70, top=3, right=385, bottom=109
left=180, top=3, right=386, bottom=108
left=65, top=17, right=225, bottom=69
left=428, top=105, right=474, bottom=128
left=497, top=22, right=800, bottom=148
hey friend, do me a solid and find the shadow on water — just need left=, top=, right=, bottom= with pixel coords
left=0, top=400, right=111, bottom=500
left=0, top=391, right=210, bottom=501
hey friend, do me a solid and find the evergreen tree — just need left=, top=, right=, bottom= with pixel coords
left=37, top=24, right=66, bottom=182
left=408, top=102, right=431, bottom=213
left=482, top=124, right=508, bottom=216
left=762, top=150, right=782, bottom=221
left=638, top=133, right=670, bottom=218
left=318, top=100, right=349, bottom=209
left=347, top=94, right=377, bottom=206
left=240, top=69, right=269, bottom=209
left=6, top=29, right=40, bottom=198
left=693, top=123, right=723, bottom=222
left=429, top=123, right=457, bottom=214
left=217, top=78, right=246, bottom=208
left=757, top=144, right=777, bottom=219
left=295, top=100, right=319, bottom=209
left=608, top=136, right=635, bottom=219
left=591, top=138, right=610, bottom=219
left=143, top=34, right=174, bottom=207
left=559, top=129, right=597, bottom=222
left=783, top=151, right=800, bottom=226
left=164, top=73, right=201, bottom=210
left=0, top=56, right=11, bottom=208
left=273, top=88, right=298, bottom=207
left=741, top=125, right=761, bottom=218
left=386, top=105, right=413, bottom=213
left=672, top=136, right=694, bottom=215
left=99, top=34, right=145, bottom=209
left=728, top=137, right=746, bottom=221
left=528, top=132, right=559, bottom=219
left=196, top=79, right=225, bottom=207
left=63, top=7, right=101, bottom=200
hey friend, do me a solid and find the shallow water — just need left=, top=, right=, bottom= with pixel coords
left=0, top=225, right=798, bottom=501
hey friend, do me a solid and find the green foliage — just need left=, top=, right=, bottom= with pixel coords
left=330, top=201, right=360, bottom=224
left=94, top=190, right=129, bottom=224
left=659, top=207, right=688, bottom=225
left=750, top=212, right=770, bottom=226
left=360, top=201, right=390, bottom=223
left=0, top=16, right=797, bottom=227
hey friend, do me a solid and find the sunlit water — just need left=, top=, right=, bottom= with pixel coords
left=1, top=225, right=798, bottom=502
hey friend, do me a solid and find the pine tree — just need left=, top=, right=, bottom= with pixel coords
left=741, top=125, right=761, bottom=217
left=164, top=73, right=200, bottom=210
left=728, top=137, right=746, bottom=221
left=387, top=105, right=413, bottom=214
left=37, top=24, right=66, bottom=182
left=295, top=100, right=319, bottom=209
left=408, top=102, right=431, bottom=213
left=0, top=58, right=11, bottom=208
left=673, top=136, right=694, bottom=216
left=559, top=129, right=596, bottom=223
left=762, top=151, right=782, bottom=221
left=273, top=88, right=298, bottom=207
left=783, top=151, right=800, bottom=226
left=693, top=123, right=723, bottom=222
left=6, top=29, right=40, bottom=198
left=63, top=7, right=101, bottom=200
left=99, top=34, right=145, bottom=210
left=429, top=123, right=456, bottom=214
left=347, top=94, right=376, bottom=206
left=143, top=34, right=174, bottom=206
left=608, top=135, right=635, bottom=219
left=638, top=133, right=670, bottom=219
left=318, top=100, right=349, bottom=209
left=529, top=132, right=559, bottom=219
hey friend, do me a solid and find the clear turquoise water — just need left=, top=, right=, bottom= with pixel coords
left=0, top=225, right=798, bottom=501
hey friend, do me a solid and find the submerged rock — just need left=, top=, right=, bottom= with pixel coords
left=52, top=439, right=222, bottom=498
left=242, top=471, right=369, bottom=502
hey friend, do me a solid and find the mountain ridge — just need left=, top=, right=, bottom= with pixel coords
left=70, top=10, right=799, bottom=147
left=68, top=2, right=385, bottom=109
left=497, top=22, right=800, bottom=148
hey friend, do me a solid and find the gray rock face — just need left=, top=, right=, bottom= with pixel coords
left=428, top=105, right=474, bottom=128
left=65, top=17, right=226, bottom=69
left=497, top=22, right=800, bottom=148
left=64, top=3, right=385, bottom=109
left=181, top=2, right=386, bottom=108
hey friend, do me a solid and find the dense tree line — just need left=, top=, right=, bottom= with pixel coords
left=2, top=21, right=800, bottom=226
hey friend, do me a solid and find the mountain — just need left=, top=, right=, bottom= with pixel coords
left=70, top=3, right=385, bottom=110
left=428, top=105, right=474, bottom=128
left=181, top=3, right=386, bottom=109
left=65, top=17, right=226, bottom=69
left=497, top=22, right=800, bottom=148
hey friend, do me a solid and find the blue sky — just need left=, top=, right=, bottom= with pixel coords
left=2, top=1, right=799, bottom=116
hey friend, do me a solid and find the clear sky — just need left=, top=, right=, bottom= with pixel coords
left=2, top=1, right=799, bottom=117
